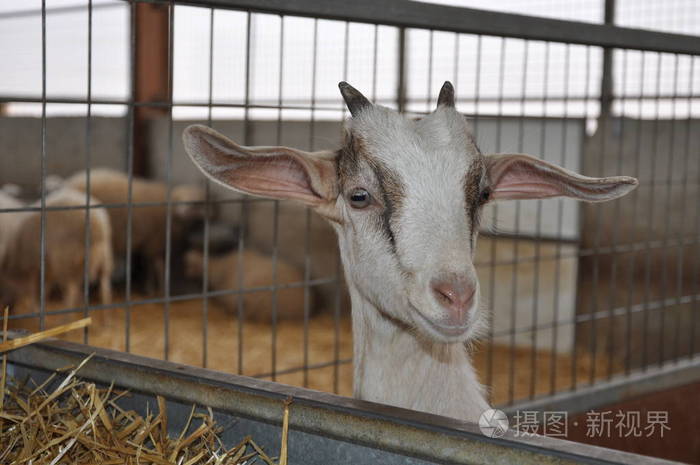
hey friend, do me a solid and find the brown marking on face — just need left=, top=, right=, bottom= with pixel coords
left=337, top=127, right=406, bottom=251
left=366, top=157, right=405, bottom=251
left=464, top=155, right=487, bottom=245
left=336, top=128, right=363, bottom=188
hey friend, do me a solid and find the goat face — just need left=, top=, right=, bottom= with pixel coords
left=182, top=81, right=638, bottom=344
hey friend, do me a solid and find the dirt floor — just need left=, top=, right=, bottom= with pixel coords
left=12, top=296, right=618, bottom=406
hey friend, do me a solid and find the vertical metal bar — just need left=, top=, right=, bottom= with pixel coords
left=624, top=51, right=646, bottom=375
left=641, top=53, right=663, bottom=371
left=427, top=29, right=433, bottom=111
left=472, top=35, right=482, bottom=137
left=657, top=53, right=680, bottom=367
left=302, top=206, right=311, bottom=385
left=125, top=1, right=137, bottom=352
left=600, top=0, right=616, bottom=118
left=397, top=27, right=406, bottom=112
left=334, top=20, right=350, bottom=394
left=202, top=6, right=215, bottom=368
left=589, top=44, right=607, bottom=386
left=508, top=39, right=528, bottom=406
left=571, top=46, right=593, bottom=391
left=372, top=24, right=379, bottom=101
left=550, top=43, right=570, bottom=395
left=451, top=32, right=459, bottom=97
left=163, top=0, right=175, bottom=361
left=39, top=0, right=47, bottom=331
left=270, top=15, right=284, bottom=382
left=237, top=11, right=252, bottom=375
left=485, top=36, right=502, bottom=402
left=529, top=41, right=549, bottom=399
left=674, top=56, right=694, bottom=362
left=685, top=58, right=698, bottom=359
left=270, top=199, right=279, bottom=381
left=606, top=50, right=627, bottom=380
left=302, top=18, right=318, bottom=388
left=82, top=0, right=94, bottom=344
left=332, top=250, right=343, bottom=395
left=691, top=61, right=700, bottom=358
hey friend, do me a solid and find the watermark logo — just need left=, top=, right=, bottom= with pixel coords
left=479, top=408, right=509, bottom=438
left=478, top=409, right=670, bottom=439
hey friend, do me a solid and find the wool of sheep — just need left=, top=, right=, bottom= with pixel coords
left=0, top=187, right=113, bottom=313
left=185, top=248, right=312, bottom=322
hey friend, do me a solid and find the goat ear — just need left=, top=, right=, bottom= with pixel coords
left=486, top=153, right=638, bottom=202
left=183, top=125, right=337, bottom=208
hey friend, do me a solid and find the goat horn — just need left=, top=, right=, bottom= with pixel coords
left=437, top=81, right=455, bottom=108
left=338, top=81, right=372, bottom=117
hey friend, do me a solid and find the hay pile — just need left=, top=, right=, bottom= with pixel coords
left=0, top=311, right=291, bottom=464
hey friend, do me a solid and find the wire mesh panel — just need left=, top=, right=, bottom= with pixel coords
left=0, top=0, right=698, bottom=411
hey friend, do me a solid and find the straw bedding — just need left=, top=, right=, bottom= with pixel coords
left=11, top=297, right=617, bottom=405
left=0, top=313, right=291, bottom=464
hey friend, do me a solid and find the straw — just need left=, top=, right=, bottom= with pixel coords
left=0, top=309, right=295, bottom=464
left=0, top=317, right=92, bottom=353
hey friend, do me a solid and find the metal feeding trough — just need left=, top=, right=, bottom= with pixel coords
left=5, top=336, right=676, bottom=465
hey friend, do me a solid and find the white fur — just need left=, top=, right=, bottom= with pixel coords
left=335, top=105, right=489, bottom=420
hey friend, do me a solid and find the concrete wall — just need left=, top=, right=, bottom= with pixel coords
left=0, top=116, right=127, bottom=192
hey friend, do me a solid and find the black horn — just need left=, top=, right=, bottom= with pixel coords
left=338, top=81, right=372, bottom=117
left=437, top=81, right=455, bottom=108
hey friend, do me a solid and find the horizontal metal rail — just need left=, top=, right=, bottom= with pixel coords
left=3, top=95, right=700, bottom=107
left=5, top=336, right=679, bottom=465
left=6, top=276, right=338, bottom=321
left=164, top=0, right=700, bottom=55
left=3, top=0, right=697, bottom=54
left=0, top=2, right=123, bottom=20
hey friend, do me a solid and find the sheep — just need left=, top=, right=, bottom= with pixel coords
left=0, top=188, right=30, bottom=267
left=184, top=248, right=311, bottom=322
left=65, top=168, right=207, bottom=291
left=44, top=174, right=65, bottom=193
left=182, top=81, right=638, bottom=422
left=245, top=200, right=350, bottom=315
left=1, top=183, right=22, bottom=197
left=1, top=187, right=113, bottom=312
left=0, top=188, right=30, bottom=309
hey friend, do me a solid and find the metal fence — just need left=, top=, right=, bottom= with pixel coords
left=0, top=0, right=699, bottom=412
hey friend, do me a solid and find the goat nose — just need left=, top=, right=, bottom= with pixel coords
left=431, top=277, right=476, bottom=325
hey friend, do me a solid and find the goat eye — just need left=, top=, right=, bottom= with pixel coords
left=479, top=188, right=491, bottom=204
left=348, top=188, right=371, bottom=209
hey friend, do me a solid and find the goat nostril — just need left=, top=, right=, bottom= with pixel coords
left=434, top=287, right=454, bottom=306
left=431, top=279, right=475, bottom=314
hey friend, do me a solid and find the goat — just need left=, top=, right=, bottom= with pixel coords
left=1, top=187, right=113, bottom=312
left=181, top=81, right=638, bottom=422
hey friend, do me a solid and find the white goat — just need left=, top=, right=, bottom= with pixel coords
left=182, top=81, right=638, bottom=422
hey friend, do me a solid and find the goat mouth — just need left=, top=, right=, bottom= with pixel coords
left=412, top=305, right=471, bottom=338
